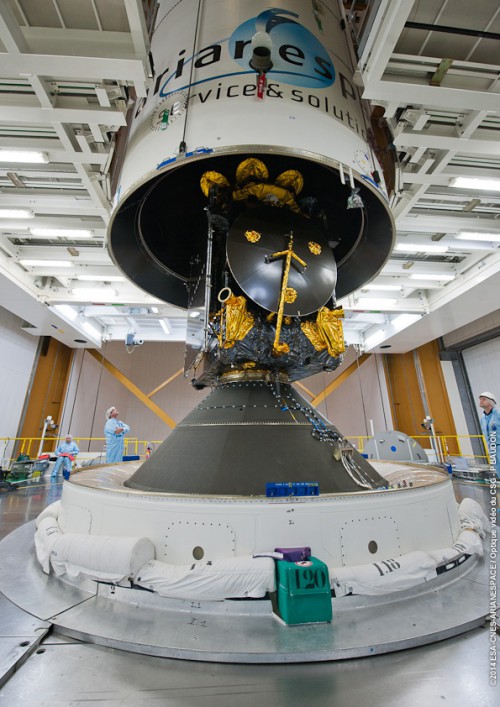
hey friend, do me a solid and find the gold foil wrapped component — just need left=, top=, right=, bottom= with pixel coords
left=301, top=307, right=345, bottom=357
left=270, top=232, right=308, bottom=356
left=284, top=287, right=297, bottom=303
left=232, top=182, right=301, bottom=213
left=275, top=169, right=304, bottom=196
left=235, top=158, right=269, bottom=185
left=219, top=295, right=254, bottom=348
left=245, top=229, right=261, bottom=243
left=200, top=170, right=230, bottom=197
left=273, top=341, right=290, bottom=355
left=308, top=241, right=321, bottom=255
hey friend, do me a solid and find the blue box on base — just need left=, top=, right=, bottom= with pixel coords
left=123, top=455, right=141, bottom=461
left=266, top=482, right=319, bottom=497
left=275, top=556, right=332, bottom=625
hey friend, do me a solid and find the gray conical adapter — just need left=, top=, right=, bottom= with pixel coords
left=125, top=380, right=387, bottom=495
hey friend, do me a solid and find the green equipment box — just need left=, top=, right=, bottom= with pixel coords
left=275, top=556, right=332, bottom=625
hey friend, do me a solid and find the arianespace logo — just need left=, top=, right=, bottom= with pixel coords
left=230, top=9, right=335, bottom=87
left=157, top=7, right=335, bottom=98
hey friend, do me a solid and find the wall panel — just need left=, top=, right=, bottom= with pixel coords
left=462, top=336, right=500, bottom=428
left=59, top=342, right=207, bottom=452
left=0, top=306, right=38, bottom=463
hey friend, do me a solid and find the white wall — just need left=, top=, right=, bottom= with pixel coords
left=0, top=306, right=38, bottom=465
left=462, top=336, right=500, bottom=426
left=299, top=348, right=394, bottom=441
left=440, top=360, right=473, bottom=456
left=59, top=341, right=207, bottom=453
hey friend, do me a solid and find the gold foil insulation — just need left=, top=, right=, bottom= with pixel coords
left=301, top=307, right=345, bottom=358
left=218, top=295, right=254, bottom=349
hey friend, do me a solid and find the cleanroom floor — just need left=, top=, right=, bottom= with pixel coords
left=0, top=476, right=497, bottom=707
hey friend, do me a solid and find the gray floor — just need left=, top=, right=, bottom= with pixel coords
left=0, top=476, right=497, bottom=706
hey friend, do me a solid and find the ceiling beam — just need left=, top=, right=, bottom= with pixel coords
left=358, top=0, right=414, bottom=85
left=14, top=244, right=110, bottom=259
left=397, top=214, right=500, bottom=232
left=0, top=105, right=127, bottom=127
left=124, top=0, right=150, bottom=58
left=28, top=75, right=55, bottom=108
left=74, top=164, right=111, bottom=218
left=0, top=53, right=148, bottom=95
left=394, top=132, right=500, bottom=155
left=364, top=80, right=500, bottom=113
left=400, top=167, right=500, bottom=186
left=0, top=1, right=29, bottom=53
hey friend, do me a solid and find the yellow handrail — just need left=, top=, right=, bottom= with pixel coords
left=0, top=434, right=491, bottom=468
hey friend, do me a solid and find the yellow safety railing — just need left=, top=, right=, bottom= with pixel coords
left=0, top=434, right=491, bottom=469
left=0, top=437, right=163, bottom=468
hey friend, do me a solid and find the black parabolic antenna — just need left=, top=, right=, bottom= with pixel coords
left=227, top=206, right=337, bottom=316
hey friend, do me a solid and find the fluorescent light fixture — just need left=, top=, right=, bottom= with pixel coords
left=409, top=273, right=455, bottom=281
left=392, top=313, right=420, bottom=329
left=356, top=297, right=397, bottom=307
left=450, top=177, right=500, bottom=191
left=53, top=304, right=78, bottom=321
left=82, top=321, right=102, bottom=340
left=76, top=275, right=124, bottom=282
left=20, top=259, right=73, bottom=267
left=365, top=330, right=386, bottom=349
left=30, top=228, right=93, bottom=239
left=456, top=231, right=500, bottom=242
left=159, top=319, right=170, bottom=335
left=394, top=243, right=448, bottom=254
left=363, top=284, right=402, bottom=291
left=72, top=287, right=117, bottom=298
left=0, top=150, right=48, bottom=164
left=0, top=209, right=34, bottom=219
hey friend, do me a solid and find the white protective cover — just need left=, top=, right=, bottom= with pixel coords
left=426, top=528, right=485, bottom=564
left=135, top=556, right=276, bottom=600
left=457, top=497, right=490, bottom=537
left=35, top=500, right=60, bottom=528
left=330, top=498, right=488, bottom=596
left=34, top=516, right=62, bottom=573
left=427, top=497, right=489, bottom=564
left=331, top=550, right=438, bottom=597
left=49, top=534, right=155, bottom=583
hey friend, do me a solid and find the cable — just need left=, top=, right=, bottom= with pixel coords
left=355, top=347, right=369, bottom=436
left=87, top=341, right=106, bottom=453
left=179, top=0, right=203, bottom=153
left=375, top=354, right=388, bottom=430
left=67, top=349, right=84, bottom=433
